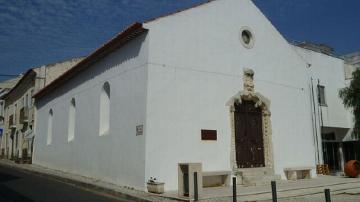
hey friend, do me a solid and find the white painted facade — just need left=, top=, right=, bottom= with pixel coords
left=293, top=46, right=353, bottom=130
left=34, top=34, right=149, bottom=189
left=292, top=46, right=354, bottom=168
left=33, top=0, right=353, bottom=191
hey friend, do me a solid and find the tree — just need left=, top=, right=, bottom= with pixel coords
left=339, top=68, right=360, bottom=138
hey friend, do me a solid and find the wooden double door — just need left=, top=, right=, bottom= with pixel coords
left=234, top=100, right=265, bottom=168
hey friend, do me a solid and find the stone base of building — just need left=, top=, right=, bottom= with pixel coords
left=234, top=167, right=281, bottom=186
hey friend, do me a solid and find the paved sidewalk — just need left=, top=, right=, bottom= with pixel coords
left=165, top=175, right=360, bottom=201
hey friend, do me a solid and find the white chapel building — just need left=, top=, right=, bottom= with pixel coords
left=33, top=0, right=354, bottom=191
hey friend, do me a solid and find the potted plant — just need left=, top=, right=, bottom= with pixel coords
left=345, top=160, right=360, bottom=178
left=147, top=177, right=165, bottom=194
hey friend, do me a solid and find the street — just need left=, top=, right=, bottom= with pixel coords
left=0, top=164, right=125, bottom=202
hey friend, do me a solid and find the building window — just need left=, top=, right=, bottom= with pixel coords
left=317, top=85, right=327, bottom=106
left=0, top=101, right=3, bottom=117
left=242, top=30, right=252, bottom=44
left=25, top=94, right=29, bottom=108
left=47, top=109, right=53, bottom=145
left=68, top=98, right=76, bottom=142
left=30, top=89, right=34, bottom=107
left=14, top=104, right=17, bottom=123
left=240, top=27, right=255, bottom=49
left=99, top=82, right=110, bottom=136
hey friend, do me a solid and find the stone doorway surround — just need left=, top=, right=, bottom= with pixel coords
left=226, top=68, right=275, bottom=180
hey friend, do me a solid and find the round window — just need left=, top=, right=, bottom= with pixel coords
left=239, top=27, right=255, bottom=49
left=242, top=30, right=252, bottom=44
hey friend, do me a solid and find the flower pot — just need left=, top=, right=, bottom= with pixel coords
left=344, top=160, right=360, bottom=178
left=147, top=182, right=165, bottom=194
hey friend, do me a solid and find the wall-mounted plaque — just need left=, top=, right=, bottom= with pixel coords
left=136, top=125, right=143, bottom=136
left=201, top=129, right=217, bottom=141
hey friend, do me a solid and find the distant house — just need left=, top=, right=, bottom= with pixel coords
left=0, top=76, right=22, bottom=155
left=343, top=52, right=360, bottom=80
left=292, top=43, right=356, bottom=173
left=0, top=57, right=83, bottom=161
left=32, top=0, right=354, bottom=192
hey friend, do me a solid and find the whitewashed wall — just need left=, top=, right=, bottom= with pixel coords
left=33, top=34, right=149, bottom=189
left=144, top=0, right=316, bottom=191
left=33, top=0, right=352, bottom=192
left=292, top=46, right=353, bottom=129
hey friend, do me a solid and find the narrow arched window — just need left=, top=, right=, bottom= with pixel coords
left=99, top=82, right=110, bottom=136
left=47, top=109, right=53, bottom=145
left=68, top=98, right=76, bottom=142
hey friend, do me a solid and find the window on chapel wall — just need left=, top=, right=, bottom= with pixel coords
left=99, top=82, right=110, bottom=136
left=317, top=85, right=327, bottom=106
left=47, top=109, right=53, bottom=145
left=68, top=98, right=76, bottom=142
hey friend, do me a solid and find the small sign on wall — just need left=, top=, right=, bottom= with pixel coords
left=136, top=125, right=143, bottom=136
left=201, top=129, right=217, bottom=141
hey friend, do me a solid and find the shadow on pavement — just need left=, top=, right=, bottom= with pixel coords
left=0, top=172, right=20, bottom=183
left=0, top=172, right=33, bottom=201
left=0, top=184, right=34, bottom=202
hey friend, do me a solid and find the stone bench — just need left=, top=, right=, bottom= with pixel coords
left=202, top=171, right=232, bottom=187
left=284, top=167, right=314, bottom=181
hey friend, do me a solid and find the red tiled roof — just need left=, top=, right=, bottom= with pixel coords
left=34, top=22, right=147, bottom=99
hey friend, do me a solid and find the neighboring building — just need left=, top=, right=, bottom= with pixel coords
left=292, top=43, right=355, bottom=173
left=343, top=52, right=360, bottom=80
left=0, top=76, right=22, bottom=156
left=0, top=76, right=22, bottom=92
left=0, top=57, right=83, bottom=161
left=32, top=0, right=354, bottom=192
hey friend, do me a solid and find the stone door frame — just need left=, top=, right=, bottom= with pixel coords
left=227, top=69, right=275, bottom=173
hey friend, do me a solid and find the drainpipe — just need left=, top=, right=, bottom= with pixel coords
left=317, top=79, right=324, bottom=128
left=310, top=77, right=320, bottom=164
left=317, top=79, right=324, bottom=164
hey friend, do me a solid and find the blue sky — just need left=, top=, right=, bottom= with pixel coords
left=0, top=0, right=359, bottom=81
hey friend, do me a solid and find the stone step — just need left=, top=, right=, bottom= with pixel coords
left=242, top=174, right=281, bottom=186
left=234, top=167, right=280, bottom=186
left=236, top=167, right=274, bottom=177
